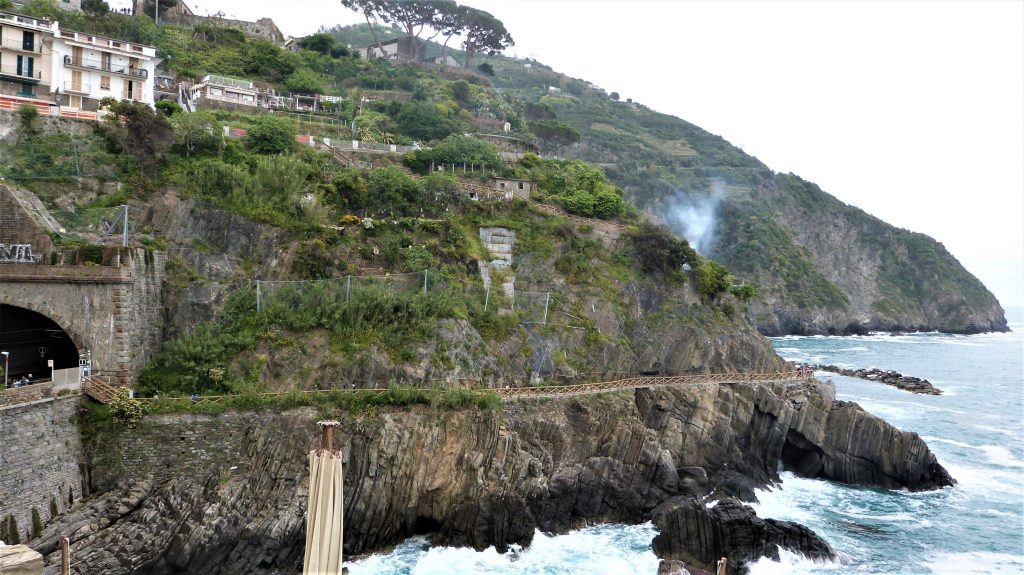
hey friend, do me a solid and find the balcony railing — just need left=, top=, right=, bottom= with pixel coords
left=58, top=30, right=149, bottom=56
left=63, top=81, right=91, bottom=94
left=0, top=12, right=53, bottom=33
left=0, top=64, right=41, bottom=81
left=0, top=37, right=43, bottom=53
left=63, top=55, right=148, bottom=79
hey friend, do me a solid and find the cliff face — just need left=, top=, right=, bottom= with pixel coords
left=509, top=74, right=1008, bottom=335
left=34, top=378, right=951, bottom=575
left=139, top=187, right=786, bottom=391
left=715, top=174, right=1008, bottom=335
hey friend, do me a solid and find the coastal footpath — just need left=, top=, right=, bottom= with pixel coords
left=32, top=378, right=952, bottom=575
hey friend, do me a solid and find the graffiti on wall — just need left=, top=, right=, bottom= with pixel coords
left=0, top=244, right=42, bottom=263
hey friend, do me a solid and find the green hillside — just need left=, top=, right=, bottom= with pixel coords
left=478, top=55, right=1006, bottom=334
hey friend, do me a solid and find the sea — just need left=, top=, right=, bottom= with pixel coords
left=348, top=311, right=1024, bottom=575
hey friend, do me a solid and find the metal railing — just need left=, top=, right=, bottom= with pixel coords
left=58, top=30, right=147, bottom=55
left=63, top=55, right=148, bottom=78
left=0, top=12, right=53, bottom=33
left=0, top=37, right=43, bottom=52
left=63, top=81, right=92, bottom=94
left=131, top=371, right=814, bottom=407
left=0, top=64, right=41, bottom=80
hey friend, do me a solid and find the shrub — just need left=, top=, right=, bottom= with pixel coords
left=394, top=101, right=459, bottom=142
left=30, top=507, right=42, bottom=539
left=109, top=388, right=144, bottom=428
left=366, top=166, right=423, bottom=215
left=529, top=119, right=579, bottom=149
left=402, top=244, right=436, bottom=272
left=16, top=104, right=38, bottom=134
left=6, top=515, right=19, bottom=544
left=285, top=68, right=323, bottom=94
left=696, top=260, right=733, bottom=301
left=629, top=222, right=700, bottom=274
left=302, top=32, right=334, bottom=54
left=562, top=190, right=595, bottom=217
left=730, top=283, right=757, bottom=302
left=155, top=99, right=183, bottom=116
left=591, top=185, right=625, bottom=218
left=246, top=115, right=296, bottom=154
left=403, top=134, right=502, bottom=173
left=170, top=111, right=222, bottom=157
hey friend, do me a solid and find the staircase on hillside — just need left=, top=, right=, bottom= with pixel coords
left=84, top=375, right=119, bottom=404
left=478, top=227, right=516, bottom=297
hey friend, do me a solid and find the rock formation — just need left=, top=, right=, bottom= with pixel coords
left=651, top=498, right=833, bottom=575
left=812, top=365, right=942, bottom=395
left=33, top=377, right=952, bottom=574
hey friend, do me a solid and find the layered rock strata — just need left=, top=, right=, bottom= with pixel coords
left=34, top=379, right=951, bottom=574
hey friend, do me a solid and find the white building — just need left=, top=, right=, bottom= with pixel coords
left=0, top=10, right=54, bottom=99
left=190, top=74, right=259, bottom=107
left=49, top=22, right=158, bottom=110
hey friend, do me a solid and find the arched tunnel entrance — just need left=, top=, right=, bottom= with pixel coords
left=0, top=304, right=80, bottom=383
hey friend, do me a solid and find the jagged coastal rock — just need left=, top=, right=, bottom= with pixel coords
left=34, top=378, right=952, bottom=574
left=651, top=498, right=834, bottom=575
left=812, top=364, right=942, bottom=395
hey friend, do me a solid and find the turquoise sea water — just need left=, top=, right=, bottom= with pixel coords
left=349, top=319, right=1024, bottom=575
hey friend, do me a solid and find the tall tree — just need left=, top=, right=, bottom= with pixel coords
left=340, top=0, right=387, bottom=54
left=430, top=1, right=464, bottom=65
left=375, top=1, right=442, bottom=61
left=460, top=7, right=513, bottom=69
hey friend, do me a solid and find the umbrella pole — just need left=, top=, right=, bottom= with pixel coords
left=305, top=420, right=343, bottom=575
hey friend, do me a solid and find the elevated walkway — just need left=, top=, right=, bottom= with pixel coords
left=132, top=371, right=813, bottom=407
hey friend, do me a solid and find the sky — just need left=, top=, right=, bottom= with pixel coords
left=116, top=0, right=1024, bottom=308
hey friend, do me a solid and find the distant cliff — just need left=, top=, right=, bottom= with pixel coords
left=715, top=173, right=1008, bottom=335
left=488, top=61, right=1008, bottom=335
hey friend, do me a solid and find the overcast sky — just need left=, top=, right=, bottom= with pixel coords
left=118, top=0, right=1024, bottom=309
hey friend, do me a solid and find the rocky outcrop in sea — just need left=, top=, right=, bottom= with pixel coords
left=32, top=377, right=952, bottom=575
left=812, top=364, right=942, bottom=395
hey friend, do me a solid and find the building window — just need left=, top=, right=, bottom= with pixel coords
left=100, top=75, right=110, bottom=90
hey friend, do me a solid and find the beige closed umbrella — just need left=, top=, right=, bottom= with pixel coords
left=304, top=420, right=344, bottom=575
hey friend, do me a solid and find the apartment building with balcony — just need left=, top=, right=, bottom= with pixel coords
left=190, top=74, right=259, bottom=107
left=0, top=10, right=54, bottom=99
left=49, top=23, right=158, bottom=110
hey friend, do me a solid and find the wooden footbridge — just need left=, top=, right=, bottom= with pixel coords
left=83, top=370, right=812, bottom=406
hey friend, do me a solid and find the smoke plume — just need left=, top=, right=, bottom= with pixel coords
left=665, top=181, right=725, bottom=255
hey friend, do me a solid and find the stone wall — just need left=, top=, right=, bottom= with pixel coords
left=119, top=250, right=166, bottom=381
left=0, top=184, right=60, bottom=260
left=0, top=249, right=166, bottom=385
left=0, top=396, right=84, bottom=544
left=91, top=411, right=255, bottom=492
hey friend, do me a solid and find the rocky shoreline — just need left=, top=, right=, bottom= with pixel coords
left=31, top=378, right=953, bottom=575
left=811, top=365, right=942, bottom=395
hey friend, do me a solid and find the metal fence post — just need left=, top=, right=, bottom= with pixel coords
left=483, top=284, right=491, bottom=313
left=346, top=275, right=351, bottom=302
left=255, top=280, right=262, bottom=312
left=423, top=269, right=428, bottom=295
left=543, top=292, right=550, bottom=324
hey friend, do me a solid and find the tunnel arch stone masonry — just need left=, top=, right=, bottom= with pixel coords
left=0, top=250, right=165, bottom=385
